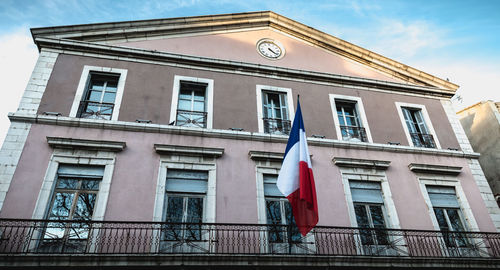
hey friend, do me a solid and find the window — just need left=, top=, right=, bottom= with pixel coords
left=402, top=107, right=436, bottom=148
left=395, top=102, right=441, bottom=148
left=77, top=73, right=119, bottom=120
left=262, top=91, right=291, bottom=135
left=70, top=66, right=127, bottom=121
left=426, top=186, right=468, bottom=248
left=256, top=85, right=294, bottom=135
left=161, top=170, right=207, bottom=252
left=39, top=165, right=104, bottom=253
left=263, top=174, right=302, bottom=253
left=170, top=75, right=214, bottom=129
left=175, top=82, right=208, bottom=128
left=336, top=101, right=367, bottom=142
left=349, top=181, right=389, bottom=248
left=329, top=94, right=372, bottom=143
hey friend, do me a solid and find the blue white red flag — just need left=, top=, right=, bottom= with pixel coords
left=277, top=99, right=319, bottom=236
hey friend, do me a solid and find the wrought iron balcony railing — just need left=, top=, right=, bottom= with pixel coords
left=410, top=132, right=436, bottom=148
left=78, top=100, right=115, bottom=120
left=263, top=118, right=291, bottom=135
left=340, top=126, right=368, bottom=142
left=1, top=219, right=499, bottom=258
left=176, top=110, right=207, bottom=128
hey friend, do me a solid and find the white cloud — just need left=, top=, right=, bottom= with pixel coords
left=0, top=29, right=38, bottom=146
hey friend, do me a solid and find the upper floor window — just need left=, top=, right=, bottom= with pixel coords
left=402, top=107, right=436, bottom=148
left=175, top=82, right=208, bottom=128
left=396, top=102, right=440, bottom=149
left=70, top=66, right=127, bottom=121
left=256, top=85, right=294, bottom=135
left=329, top=94, right=372, bottom=143
left=170, top=75, right=214, bottom=129
left=77, top=73, right=119, bottom=120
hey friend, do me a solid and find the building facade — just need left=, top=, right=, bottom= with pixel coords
left=0, top=11, right=499, bottom=269
left=457, top=101, right=500, bottom=206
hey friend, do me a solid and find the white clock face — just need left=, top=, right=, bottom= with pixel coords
left=256, top=39, right=285, bottom=59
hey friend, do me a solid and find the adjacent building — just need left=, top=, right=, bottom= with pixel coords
left=457, top=101, right=500, bottom=206
left=1, top=11, right=499, bottom=269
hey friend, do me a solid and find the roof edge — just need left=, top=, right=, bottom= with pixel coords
left=31, top=11, right=458, bottom=91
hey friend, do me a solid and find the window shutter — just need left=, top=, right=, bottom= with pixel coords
left=402, top=107, right=418, bottom=133
left=262, top=92, right=269, bottom=118
left=280, top=93, right=288, bottom=120
left=414, top=110, right=429, bottom=134
left=349, top=181, right=383, bottom=204
left=57, top=164, right=105, bottom=178
left=166, top=170, right=208, bottom=194
left=263, top=174, right=284, bottom=197
left=427, top=186, right=460, bottom=208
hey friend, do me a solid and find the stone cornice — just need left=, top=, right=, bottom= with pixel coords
left=333, top=157, right=391, bottom=170
left=154, top=144, right=224, bottom=157
left=46, top=136, right=126, bottom=152
left=37, top=38, right=454, bottom=99
left=408, top=163, right=462, bottom=175
left=11, top=113, right=480, bottom=159
left=248, top=151, right=283, bottom=161
left=31, top=11, right=457, bottom=92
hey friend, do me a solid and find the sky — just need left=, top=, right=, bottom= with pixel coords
left=0, top=0, right=499, bottom=145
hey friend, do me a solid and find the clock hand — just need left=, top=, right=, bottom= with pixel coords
left=268, top=48, right=278, bottom=54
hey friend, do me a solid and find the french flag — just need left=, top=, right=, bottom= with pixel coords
left=277, top=99, right=319, bottom=236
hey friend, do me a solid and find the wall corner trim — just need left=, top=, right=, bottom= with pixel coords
left=46, top=136, right=126, bottom=152
left=333, top=157, right=390, bottom=170
left=408, top=163, right=462, bottom=175
left=154, top=144, right=224, bottom=157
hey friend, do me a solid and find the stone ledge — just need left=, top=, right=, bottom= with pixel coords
left=47, top=136, right=126, bottom=152
left=249, top=151, right=283, bottom=161
left=333, top=157, right=391, bottom=170
left=408, top=163, right=462, bottom=175
left=154, top=144, right=224, bottom=157
left=9, top=113, right=481, bottom=159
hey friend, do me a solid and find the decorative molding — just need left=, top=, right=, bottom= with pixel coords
left=33, top=38, right=456, bottom=99
left=408, top=163, right=462, bottom=175
left=333, top=157, right=390, bottom=170
left=249, top=151, right=283, bottom=161
left=154, top=144, right=224, bottom=157
left=10, top=113, right=481, bottom=159
left=31, top=11, right=457, bottom=91
left=46, top=137, right=126, bottom=152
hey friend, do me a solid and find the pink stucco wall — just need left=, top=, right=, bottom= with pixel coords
left=116, top=29, right=404, bottom=84
left=1, top=123, right=496, bottom=232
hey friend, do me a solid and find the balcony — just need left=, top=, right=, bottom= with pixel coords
left=78, top=100, right=114, bottom=120
left=1, top=219, right=499, bottom=259
left=175, top=110, right=207, bottom=128
left=410, top=132, right=436, bottom=148
left=263, top=118, right=291, bottom=135
left=340, top=126, right=368, bottom=142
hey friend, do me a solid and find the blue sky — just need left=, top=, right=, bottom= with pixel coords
left=1, top=0, right=499, bottom=143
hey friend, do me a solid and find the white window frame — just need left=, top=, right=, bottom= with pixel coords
left=339, top=167, right=400, bottom=229
left=153, top=158, right=217, bottom=224
left=169, top=75, right=214, bottom=129
left=256, top=85, right=294, bottom=134
left=417, top=176, right=479, bottom=231
left=395, top=102, right=441, bottom=149
left=329, top=94, right=373, bottom=143
left=69, top=65, right=128, bottom=121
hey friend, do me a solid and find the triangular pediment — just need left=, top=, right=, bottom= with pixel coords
left=31, top=11, right=458, bottom=91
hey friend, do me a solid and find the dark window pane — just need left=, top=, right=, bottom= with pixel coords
left=354, top=204, right=369, bottom=227
left=80, top=180, right=100, bottom=190
left=369, top=205, right=388, bottom=245
left=284, top=202, right=301, bottom=242
left=185, top=198, right=203, bottom=240
left=49, top=192, right=74, bottom=219
left=164, top=197, right=184, bottom=240
left=434, top=208, right=450, bottom=231
left=90, top=81, right=104, bottom=90
left=266, top=200, right=283, bottom=242
left=74, top=193, right=96, bottom=220
left=56, top=178, right=79, bottom=189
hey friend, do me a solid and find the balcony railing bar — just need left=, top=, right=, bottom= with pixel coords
left=409, top=132, right=436, bottom=148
